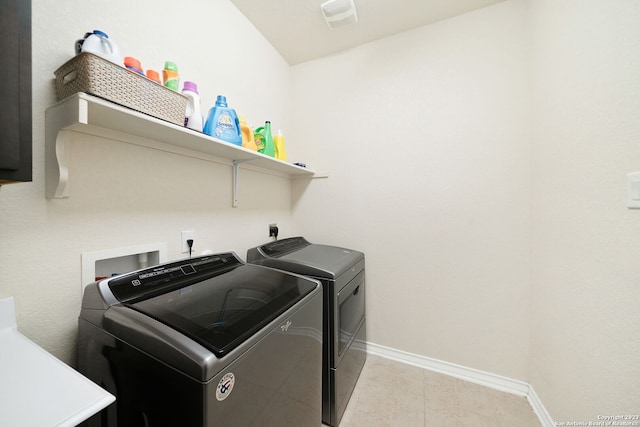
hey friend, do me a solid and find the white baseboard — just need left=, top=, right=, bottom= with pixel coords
left=527, top=385, right=555, bottom=427
left=365, top=342, right=554, bottom=427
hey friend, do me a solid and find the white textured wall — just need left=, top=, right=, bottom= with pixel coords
left=290, top=1, right=531, bottom=381
left=0, top=0, right=293, bottom=363
left=3, top=0, right=639, bottom=419
left=529, top=0, right=640, bottom=420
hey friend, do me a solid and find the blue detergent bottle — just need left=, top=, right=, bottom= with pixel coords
left=203, top=95, right=242, bottom=146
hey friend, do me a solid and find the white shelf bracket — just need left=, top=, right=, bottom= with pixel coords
left=46, top=129, right=72, bottom=198
left=232, top=159, right=254, bottom=208
left=45, top=96, right=89, bottom=198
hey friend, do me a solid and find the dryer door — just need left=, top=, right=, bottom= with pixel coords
left=335, top=269, right=365, bottom=363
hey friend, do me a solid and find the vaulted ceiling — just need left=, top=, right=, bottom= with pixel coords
left=230, top=0, right=507, bottom=65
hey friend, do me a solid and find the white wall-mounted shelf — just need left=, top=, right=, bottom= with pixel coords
left=45, top=93, right=316, bottom=205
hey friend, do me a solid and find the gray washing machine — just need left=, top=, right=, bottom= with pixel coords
left=78, top=252, right=322, bottom=427
left=247, top=237, right=366, bottom=427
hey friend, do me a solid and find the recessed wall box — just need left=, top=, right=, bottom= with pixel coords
left=81, top=243, right=168, bottom=295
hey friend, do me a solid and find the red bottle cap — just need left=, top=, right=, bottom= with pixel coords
left=146, top=69, right=161, bottom=83
left=124, top=56, right=142, bottom=70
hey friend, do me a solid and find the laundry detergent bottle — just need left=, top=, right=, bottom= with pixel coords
left=163, top=61, right=180, bottom=91
left=239, top=115, right=258, bottom=151
left=76, top=30, right=122, bottom=65
left=182, top=81, right=203, bottom=132
left=273, top=129, right=287, bottom=161
left=203, top=95, right=242, bottom=146
left=254, top=121, right=275, bottom=157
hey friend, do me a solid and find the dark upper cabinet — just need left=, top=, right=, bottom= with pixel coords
left=0, top=0, right=32, bottom=185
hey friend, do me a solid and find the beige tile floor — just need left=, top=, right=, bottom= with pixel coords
left=333, top=354, right=541, bottom=427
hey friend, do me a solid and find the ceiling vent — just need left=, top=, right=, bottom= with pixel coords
left=320, top=0, right=358, bottom=29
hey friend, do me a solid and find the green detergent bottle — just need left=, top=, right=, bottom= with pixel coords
left=254, top=121, right=275, bottom=157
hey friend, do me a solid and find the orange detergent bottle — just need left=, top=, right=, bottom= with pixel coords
left=239, top=115, right=258, bottom=151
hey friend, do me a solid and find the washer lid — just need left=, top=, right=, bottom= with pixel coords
left=110, top=255, right=318, bottom=358
left=249, top=237, right=364, bottom=279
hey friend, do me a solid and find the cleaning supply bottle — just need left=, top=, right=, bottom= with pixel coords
left=163, top=61, right=179, bottom=91
left=146, top=69, right=161, bottom=84
left=254, top=121, right=275, bottom=157
left=239, top=115, right=258, bottom=151
left=203, top=95, right=242, bottom=146
left=76, top=30, right=122, bottom=65
left=182, top=81, right=203, bottom=132
left=253, top=128, right=265, bottom=152
left=124, top=56, right=144, bottom=76
left=253, top=120, right=275, bottom=157
left=273, top=129, right=287, bottom=161
left=262, top=121, right=276, bottom=157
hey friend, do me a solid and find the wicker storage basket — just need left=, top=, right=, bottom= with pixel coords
left=54, top=52, right=187, bottom=126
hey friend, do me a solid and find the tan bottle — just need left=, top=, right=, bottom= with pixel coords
left=238, top=115, right=257, bottom=151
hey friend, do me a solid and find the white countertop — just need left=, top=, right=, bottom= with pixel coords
left=0, top=297, right=115, bottom=427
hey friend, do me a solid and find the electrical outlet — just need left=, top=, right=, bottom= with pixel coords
left=181, top=230, right=195, bottom=253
